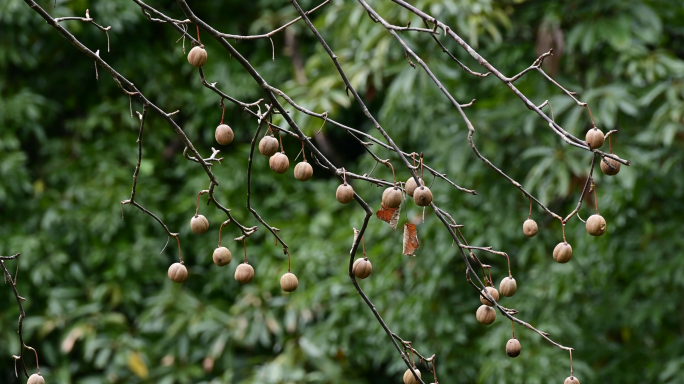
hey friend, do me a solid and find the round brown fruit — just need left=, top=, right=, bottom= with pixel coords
left=523, top=219, right=538, bottom=237
left=336, top=183, right=354, bottom=204
left=403, top=368, right=421, bottom=384
left=187, top=46, right=207, bottom=67
left=280, top=272, right=299, bottom=292
left=506, top=338, right=521, bottom=358
left=215, top=124, right=234, bottom=145
left=476, top=305, right=496, bottom=325
left=564, top=376, right=580, bottom=384
left=212, top=247, right=232, bottom=266
left=600, top=156, right=621, bottom=176
left=235, top=263, right=255, bottom=284
left=190, top=214, right=210, bottom=234
left=168, top=262, right=188, bottom=283
left=352, top=258, right=372, bottom=279
left=585, top=128, right=605, bottom=149
left=553, top=242, right=573, bottom=263
left=382, top=187, right=402, bottom=208
left=499, top=277, right=517, bottom=297
left=269, top=152, right=289, bottom=174
left=258, top=135, right=279, bottom=156
left=413, top=186, right=433, bottom=207
left=27, top=374, right=45, bottom=384
left=586, top=214, right=606, bottom=236
left=480, top=286, right=500, bottom=306
left=405, top=177, right=424, bottom=197
left=294, top=161, right=313, bottom=181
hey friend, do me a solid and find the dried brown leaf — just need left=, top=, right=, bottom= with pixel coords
left=390, top=203, right=401, bottom=230
left=376, top=203, right=399, bottom=229
left=403, top=223, right=419, bottom=256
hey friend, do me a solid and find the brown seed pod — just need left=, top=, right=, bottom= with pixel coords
left=258, top=135, right=279, bottom=156
left=553, top=242, right=573, bottom=263
left=235, top=263, right=255, bottom=284
left=352, top=258, right=372, bottom=279
left=27, top=374, right=45, bottom=384
left=480, top=286, right=500, bottom=306
left=212, top=247, right=232, bottom=267
left=564, top=376, right=580, bottom=384
left=586, top=214, right=606, bottom=236
left=585, top=128, right=605, bottom=149
left=168, top=262, right=188, bottom=283
left=405, top=177, right=424, bottom=197
left=294, top=161, right=313, bottom=181
left=523, top=219, right=538, bottom=237
left=382, top=187, right=402, bottom=208
left=506, top=338, right=521, bottom=358
left=215, top=124, right=234, bottom=145
left=336, top=183, right=354, bottom=204
left=499, top=277, right=517, bottom=297
left=476, top=304, right=496, bottom=325
left=600, top=156, right=621, bottom=176
left=280, top=272, right=299, bottom=292
left=190, top=214, right=210, bottom=234
left=269, top=152, right=289, bottom=174
left=413, top=186, right=433, bottom=207
left=403, top=368, right=421, bottom=384
left=187, top=46, right=207, bottom=67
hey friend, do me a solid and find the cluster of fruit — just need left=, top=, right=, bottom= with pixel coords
left=335, top=175, right=432, bottom=207
left=167, top=213, right=298, bottom=292
left=190, top=43, right=591, bottom=384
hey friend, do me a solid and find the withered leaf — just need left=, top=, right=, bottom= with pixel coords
left=376, top=203, right=400, bottom=230
left=389, top=203, right=401, bottom=230
left=403, top=223, right=419, bottom=256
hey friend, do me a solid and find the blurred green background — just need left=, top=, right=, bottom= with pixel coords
left=1, top=0, right=683, bottom=383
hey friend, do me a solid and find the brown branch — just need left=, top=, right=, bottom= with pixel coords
left=54, top=9, right=111, bottom=51
left=389, top=0, right=630, bottom=166
left=218, top=0, right=331, bottom=40
left=564, top=153, right=598, bottom=223
left=359, top=0, right=561, bottom=221
left=1, top=254, right=39, bottom=379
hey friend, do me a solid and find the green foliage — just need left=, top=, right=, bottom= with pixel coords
left=1, top=0, right=683, bottom=383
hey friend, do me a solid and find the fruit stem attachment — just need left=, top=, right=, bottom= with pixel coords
left=586, top=105, right=597, bottom=128
left=561, top=219, right=567, bottom=243
left=243, top=239, right=248, bottom=264
left=511, top=320, right=516, bottom=339
left=528, top=196, right=532, bottom=220
left=342, top=168, right=347, bottom=185
left=195, top=24, right=202, bottom=45
left=420, top=152, right=424, bottom=182
left=569, top=349, right=574, bottom=377
left=431, top=358, right=438, bottom=384
left=301, top=141, right=307, bottom=162
left=486, top=266, right=493, bottom=287
left=219, top=98, right=225, bottom=125
left=593, top=183, right=599, bottom=215
left=362, top=236, right=367, bottom=260
left=548, top=102, right=556, bottom=121
left=608, top=135, right=613, bottom=154
left=195, top=190, right=208, bottom=217
left=286, top=250, right=291, bottom=273
left=175, top=235, right=183, bottom=264
left=388, top=162, right=396, bottom=187
left=278, top=130, right=284, bottom=154
left=409, top=342, right=416, bottom=368
left=22, top=346, right=40, bottom=374
left=218, top=219, right=230, bottom=247
left=505, top=253, right=512, bottom=278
